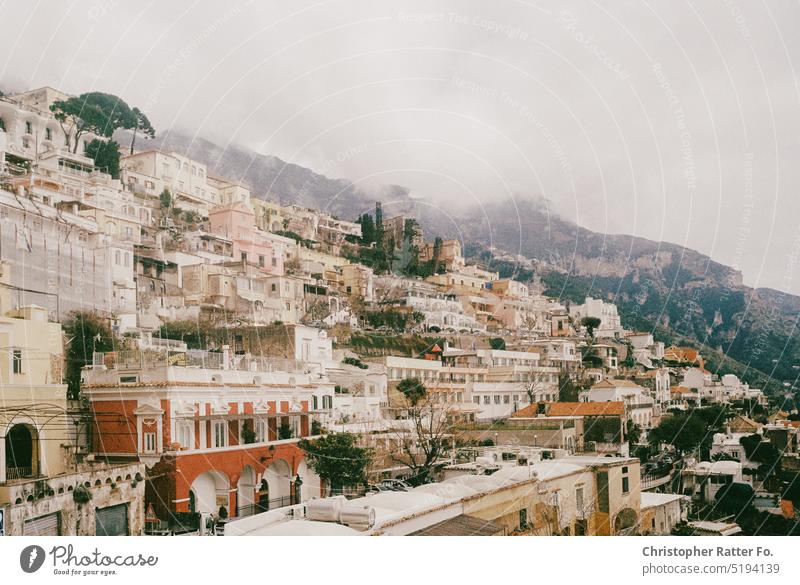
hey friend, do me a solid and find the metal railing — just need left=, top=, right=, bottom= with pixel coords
left=641, top=464, right=676, bottom=490
left=5, top=466, right=33, bottom=480
left=236, top=496, right=294, bottom=517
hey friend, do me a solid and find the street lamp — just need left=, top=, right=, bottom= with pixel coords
left=293, top=474, right=303, bottom=504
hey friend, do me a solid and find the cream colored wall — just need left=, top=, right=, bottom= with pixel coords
left=0, top=311, right=69, bottom=481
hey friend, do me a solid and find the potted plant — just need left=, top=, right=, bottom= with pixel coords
left=73, top=484, right=92, bottom=505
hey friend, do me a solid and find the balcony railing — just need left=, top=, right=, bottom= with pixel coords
left=641, top=465, right=676, bottom=490
left=236, top=496, right=294, bottom=517
left=5, top=466, right=33, bottom=480
left=93, top=350, right=306, bottom=374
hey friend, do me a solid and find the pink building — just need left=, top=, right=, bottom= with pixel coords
left=208, top=202, right=284, bottom=275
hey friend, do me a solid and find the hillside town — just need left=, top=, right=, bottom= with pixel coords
left=1, top=86, right=799, bottom=537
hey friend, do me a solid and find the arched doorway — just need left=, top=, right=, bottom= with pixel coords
left=255, top=479, right=269, bottom=512
left=264, top=459, right=292, bottom=509
left=189, top=470, right=230, bottom=515
left=614, top=508, right=638, bottom=535
left=236, top=465, right=257, bottom=517
left=5, top=423, right=39, bottom=479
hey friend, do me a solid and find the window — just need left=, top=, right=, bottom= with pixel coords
left=259, top=255, right=265, bottom=267
left=312, top=395, right=319, bottom=410
left=519, top=508, right=528, bottom=529
left=241, top=252, right=247, bottom=262
left=473, top=396, right=480, bottom=404
left=177, top=422, right=192, bottom=449
left=576, top=486, right=584, bottom=512
left=25, top=121, right=32, bottom=134
left=255, top=419, right=267, bottom=443
left=119, top=375, right=138, bottom=384
left=143, top=432, right=157, bottom=453
left=12, top=349, right=22, bottom=374
left=45, top=127, right=52, bottom=140
left=213, top=421, right=227, bottom=448
left=503, top=395, right=510, bottom=404
left=622, top=476, right=629, bottom=494
left=483, top=396, right=490, bottom=405
left=494, top=395, right=501, bottom=404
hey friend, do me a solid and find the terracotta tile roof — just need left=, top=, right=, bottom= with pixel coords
left=665, top=346, right=702, bottom=363
left=511, top=401, right=624, bottom=418
left=729, top=414, right=760, bottom=429
left=670, top=385, right=692, bottom=394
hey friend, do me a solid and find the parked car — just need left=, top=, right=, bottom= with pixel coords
left=379, top=479, right=411, bottom=491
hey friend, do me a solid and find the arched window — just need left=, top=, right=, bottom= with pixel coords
left=5, top=424, right=39, bottom=479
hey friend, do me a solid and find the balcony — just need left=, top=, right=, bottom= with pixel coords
left=5, top=466, right=33, bottom=481
left=1, top=461, right=144, bottom=507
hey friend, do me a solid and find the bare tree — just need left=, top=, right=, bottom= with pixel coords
left=524, top=367, right=556, bottom=404
left=388, top=378, right=459, bottom=484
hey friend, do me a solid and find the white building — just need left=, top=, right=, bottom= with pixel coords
left=570, top=296, right=624, bottom=337
left=403, top=291, right=483, bottom=332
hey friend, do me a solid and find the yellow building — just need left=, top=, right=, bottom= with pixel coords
left=0, top=304, right=67, bottom=485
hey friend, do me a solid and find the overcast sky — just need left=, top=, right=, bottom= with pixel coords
left=2, top=0, right=800, bottom=293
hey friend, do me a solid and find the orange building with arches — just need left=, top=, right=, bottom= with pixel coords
left=82, top=346, right=331, bottom=523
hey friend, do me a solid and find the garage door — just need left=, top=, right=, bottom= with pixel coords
left=95, top=504, right=128, bottom=536
left=23, top=513, right=59, bottom=536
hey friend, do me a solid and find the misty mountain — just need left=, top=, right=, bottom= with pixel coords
left=116, top=129, right=414, bottom=219
left=127, top=130, right=800, bottom=392
left=441, top=199, right=799, bottom=390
